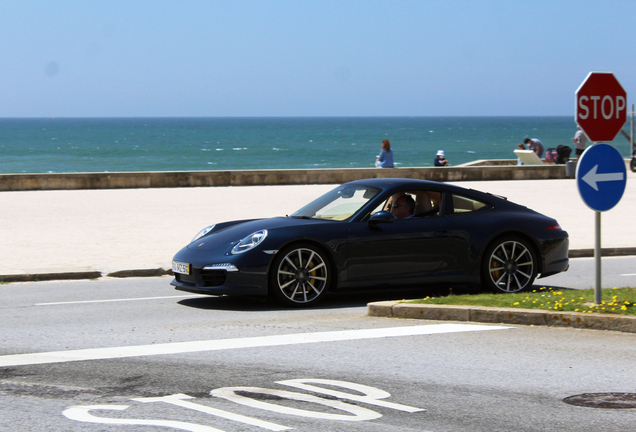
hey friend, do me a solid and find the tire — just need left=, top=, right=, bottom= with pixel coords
left=269, top=243, right=331, bottom=307
left=630, top=157, right=636, bottom=173
left=482, top=236, right=537, bottom=294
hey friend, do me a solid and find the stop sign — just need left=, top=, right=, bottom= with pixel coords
left=575, top=72, right=627, bottom=142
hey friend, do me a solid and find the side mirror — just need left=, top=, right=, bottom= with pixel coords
left=368, top=211, right=395, bottom=228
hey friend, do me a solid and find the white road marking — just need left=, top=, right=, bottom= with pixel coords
left=620, top=273, right=636, bottom=277
left=36, top=294, right=206, bottom=306
left=210, top=387, right=381, bottom=421
left=278, top=379, right=423, bottom=412
left=64, top=380, right=428, bottom=430
left=0, top=324, right=511, bottom=368
left=63, top=405, right=226, bottom=432
left=134, top=393, right=290, bottom=431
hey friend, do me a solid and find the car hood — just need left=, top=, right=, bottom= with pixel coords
left=186, top=216, right=329, bottom=252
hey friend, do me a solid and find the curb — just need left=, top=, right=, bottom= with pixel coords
left=107, top=268, right=171, bottom=278
left=0, top=271, right=103, bottom=283
left=368, top=301, right=636, bottom=334
left=569, top=247, right=636, bottom=258
left=0, top=268, right=172, bottom=283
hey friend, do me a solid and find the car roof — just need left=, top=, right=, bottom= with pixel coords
left=345, top=178, right=440, bottom=189
left=345, top=177, right=495, bottom=195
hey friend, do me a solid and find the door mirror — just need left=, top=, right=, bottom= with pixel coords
left=368, top=210, right=395, bottom=228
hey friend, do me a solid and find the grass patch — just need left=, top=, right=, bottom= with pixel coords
left=408, top=287, right=636, bottom=315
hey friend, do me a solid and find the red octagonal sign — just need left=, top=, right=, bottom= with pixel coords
left=575, top=72, right=627, bottom=142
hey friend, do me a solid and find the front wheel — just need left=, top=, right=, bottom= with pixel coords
left=269, top=243, right=331, bottom=307
left=482, top=236, right=537, bottom=293
left=630, top=157, right=636, bottom=173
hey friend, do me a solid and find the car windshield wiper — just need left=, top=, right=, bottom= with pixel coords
left=288, top=215, right=313, bottom=219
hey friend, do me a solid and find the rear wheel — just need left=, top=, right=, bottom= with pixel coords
left=482, top=236, right=537, bottom=293
left=269, top=243, right=331, bottom=307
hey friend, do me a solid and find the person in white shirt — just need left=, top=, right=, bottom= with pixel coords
left=572, top=126, right=588, bottom=159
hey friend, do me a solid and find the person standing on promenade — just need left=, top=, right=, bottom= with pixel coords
left=524, top=138, right=545, bottom=158
left=434, top=150, right=449, bottom=166
left=572, top=126, right=588, bottom=159
left=375, top=139, right=395, bottom=168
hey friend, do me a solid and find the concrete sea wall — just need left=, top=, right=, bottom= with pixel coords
left=0, top=160, right=572, bottom=191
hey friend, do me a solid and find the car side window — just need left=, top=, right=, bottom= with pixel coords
left=411, top=190, right=441, bottom=217
left=371, top=190, right=441, bottom=219
left=451, top=195, right=490, bottom=214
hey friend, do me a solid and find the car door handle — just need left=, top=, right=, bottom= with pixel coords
left=434, top=230, right=449, bottom=237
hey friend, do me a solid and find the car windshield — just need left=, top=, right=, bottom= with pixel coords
left=291, top=185, right=381, bottom=221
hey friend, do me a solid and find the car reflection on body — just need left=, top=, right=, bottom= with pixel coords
left=171, top=178, right=569, bottom=307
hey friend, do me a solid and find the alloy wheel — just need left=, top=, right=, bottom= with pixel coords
left=486, top=239, right=536, bottom=293
left=274, top=247, right=329, bottom=305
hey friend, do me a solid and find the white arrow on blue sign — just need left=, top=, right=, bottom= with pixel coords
left=576, top=143, right=627, bottom=212
left=581, top=165, right=624, bottom=191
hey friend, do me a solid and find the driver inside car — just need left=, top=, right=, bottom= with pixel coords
left=390, top=194, right=415, bottom=219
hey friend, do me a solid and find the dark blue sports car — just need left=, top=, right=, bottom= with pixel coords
left=171, top=178, right=569, bottom=306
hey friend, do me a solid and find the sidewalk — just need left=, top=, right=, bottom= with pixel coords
left=1, top=172, right=635, bottom=280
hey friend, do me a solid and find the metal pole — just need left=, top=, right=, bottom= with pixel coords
left=631, top=104, right=634, bottom=158
left=595, top=211, right=602, bottom=305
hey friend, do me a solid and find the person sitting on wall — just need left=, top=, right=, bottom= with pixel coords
left=375, top=139, right=395, bottom=168
left=434, top=150, right=448, bottom=166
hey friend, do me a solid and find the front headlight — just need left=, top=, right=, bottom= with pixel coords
left=231, top=230, right=268, bottom=254
left=191, top=225, right=215, bottom=243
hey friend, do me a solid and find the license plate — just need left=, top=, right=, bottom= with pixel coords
left=172, top=261, right=190, bottom=275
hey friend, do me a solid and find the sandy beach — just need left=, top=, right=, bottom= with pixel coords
left=1, top=173, right=635, bottom=276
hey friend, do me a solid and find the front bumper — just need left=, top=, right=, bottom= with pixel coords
left=171, top=264, right=269, bottom=297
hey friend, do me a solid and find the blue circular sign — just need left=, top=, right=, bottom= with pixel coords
left=576, top=143, right=627, bottom=212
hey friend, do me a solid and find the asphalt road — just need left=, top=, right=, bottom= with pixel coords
left=537, top=255, right=636, bottom=290
left=2, top=276, right=636, bottom=431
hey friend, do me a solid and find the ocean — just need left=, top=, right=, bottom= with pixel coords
left=0, top=117, right=632, bottom=174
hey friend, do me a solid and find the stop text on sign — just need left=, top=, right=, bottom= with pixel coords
left=575, top=72, right=627, bottom=142
left=577, top=94, right=626, bottom=120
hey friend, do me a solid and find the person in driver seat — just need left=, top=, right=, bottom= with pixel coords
left=391, top=194, right=415, bottom=219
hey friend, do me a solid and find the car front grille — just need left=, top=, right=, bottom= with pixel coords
left=176, top=268, right=227, bottom=287
left=200, top=269, right=227, bottom=286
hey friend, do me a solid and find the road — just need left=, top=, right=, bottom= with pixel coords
left=2, top=275, right=636, bottom=431
left=538, top=255, right=636, bottom=290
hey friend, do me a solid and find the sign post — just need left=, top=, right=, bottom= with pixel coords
left=575, top=72, right=627, bottom=304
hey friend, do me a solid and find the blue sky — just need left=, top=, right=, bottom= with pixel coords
left=2, top=0, right=635, bottom=117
